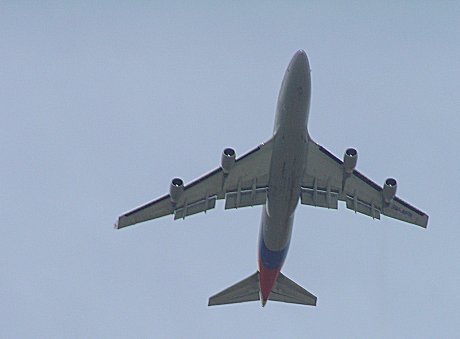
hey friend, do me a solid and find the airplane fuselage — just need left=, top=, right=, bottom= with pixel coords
left=258, top=50, right=311, bottom=304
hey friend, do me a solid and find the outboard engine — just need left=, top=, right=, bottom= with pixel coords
left=170, top=178, right=184, bottom=203
left=343, top=148, right=358, bottom=174
left=382, top=178, right=397, bottom=204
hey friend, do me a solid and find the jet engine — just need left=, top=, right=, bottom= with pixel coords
left=382, top=178, right=397, bottom=203
left=343, top=148, right=358, bottom=174
left=221, top=148, right=236, bottom=174
left=170, top=177, right=184, bottom=203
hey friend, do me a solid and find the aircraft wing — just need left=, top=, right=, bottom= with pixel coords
left=301, top=140, right=428, bottom=228
left=116, top=138, right=273, bottom=229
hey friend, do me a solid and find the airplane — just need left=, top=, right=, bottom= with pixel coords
left=115, top=50, right=428, bottom=307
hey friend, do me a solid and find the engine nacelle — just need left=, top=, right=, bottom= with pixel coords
left=382, top=178, right=397, bottom=203
left=170, top=177, right=184, bottom=203
left=221, top=147, right=236, bottom=174
left=343, top=148, right=358, bottom=174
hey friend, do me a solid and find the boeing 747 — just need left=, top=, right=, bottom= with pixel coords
left=116, top=50, right=428, bottom=307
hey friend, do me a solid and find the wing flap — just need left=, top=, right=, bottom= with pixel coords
left=301, top=186, right=339, bottom=209
left=345, top=195, right=381, bottom=219
left=225, top=187, right=268, bottom=209
left=174, top=196, right=217, bottom=220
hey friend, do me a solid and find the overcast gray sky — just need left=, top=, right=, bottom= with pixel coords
left=2, top=2, right=459, bottom=338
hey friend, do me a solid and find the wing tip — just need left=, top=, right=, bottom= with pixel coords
left=114, top=215, right=131, bottom=229
left=420, top=214, right=429, bottom=228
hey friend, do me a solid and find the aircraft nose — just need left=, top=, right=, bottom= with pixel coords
left=289, top=50, right=309, bottom=73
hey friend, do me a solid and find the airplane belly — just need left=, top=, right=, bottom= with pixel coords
left=261, top=207, right=295, bottom=252
left=257, top=50, right=311, bottom=303
left=262, top=55, right=310, bottom=253
left=263, top=127, right=306, bottom=252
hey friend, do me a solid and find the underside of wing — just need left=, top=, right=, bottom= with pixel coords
left=116, top=138, right=273, bottom=229
left=302, top=140, right=428, bottom=228
left=117, top=195, right=174, bottom=228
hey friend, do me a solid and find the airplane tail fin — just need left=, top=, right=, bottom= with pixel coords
left=208, top=271, right=317, bottom=307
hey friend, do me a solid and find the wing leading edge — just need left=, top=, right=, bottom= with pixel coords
left=116, top=138, right=274, bottom=229
left=302, top=140, right=428, bottom=228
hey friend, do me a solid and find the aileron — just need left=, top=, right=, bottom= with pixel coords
left=116, top=195, right=173, bottom=229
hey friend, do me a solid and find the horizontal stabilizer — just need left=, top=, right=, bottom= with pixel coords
left=208, top=272, right=260, bottom=306
left=271, top=272, right=317, bottom=306
left=208, top=271, right=317, bottom=307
